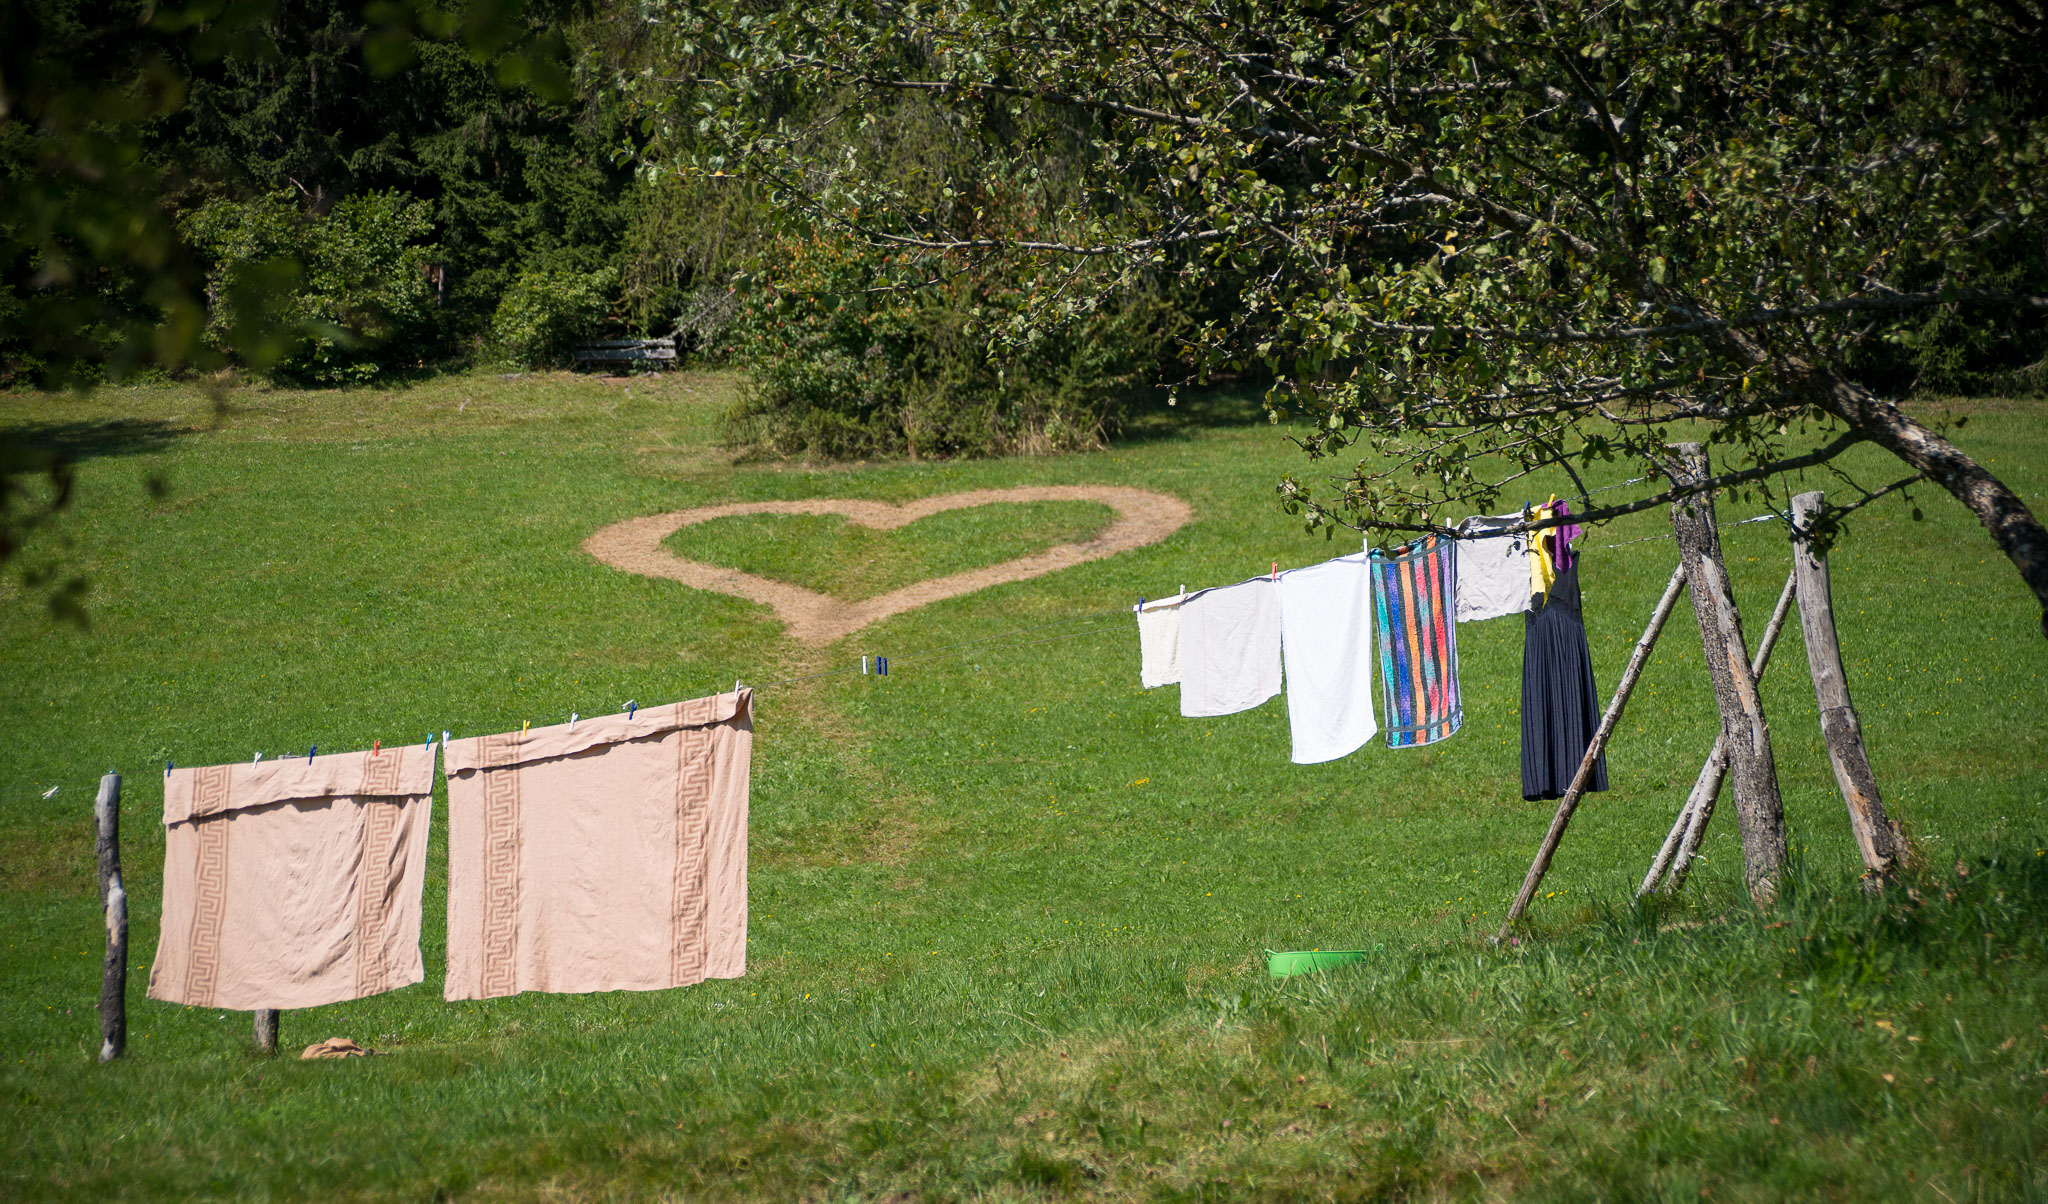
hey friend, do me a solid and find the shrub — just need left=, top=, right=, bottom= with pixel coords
left=184, top=191, right=439, bottom=385
left=723, top=235, right=1187, bottom=460
left=488, top=266, right=621, bottom=368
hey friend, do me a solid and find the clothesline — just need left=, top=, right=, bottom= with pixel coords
left=1597, top=512, right=1780, bottom=549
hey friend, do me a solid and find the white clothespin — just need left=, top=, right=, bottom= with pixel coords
left=733, top=679, right=743, bottom=693
left=252, top=752, right=263, bottom=764
left=862, top=656, right=870, bottom=675
left=569, top=712, right=578, bottom=733
left=442, top=730, right=452, bottom=748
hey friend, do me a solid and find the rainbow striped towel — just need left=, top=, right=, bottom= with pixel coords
left=1371, top=535, right=1464, bottom=748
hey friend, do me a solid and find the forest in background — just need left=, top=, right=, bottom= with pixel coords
left=4, top=0, right=2043, bottom=466
left=2, top=0, right=1199, bottom=459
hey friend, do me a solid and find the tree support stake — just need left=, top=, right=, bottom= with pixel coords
left=1499, top=560, right=1690, bottom=938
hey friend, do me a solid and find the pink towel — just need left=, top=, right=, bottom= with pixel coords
left=148, top=745, right=435, bottom=1011
left=442, top=690, right=752, bottom=1001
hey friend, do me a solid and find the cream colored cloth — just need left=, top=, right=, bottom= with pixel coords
left=1134, top=592, right=1187, bottom=689
left=148, top=746, right=435, bottom=1011
left=1178, top=579, right=1283, bottom=717
left=442, top=690, right=752, bottom=1001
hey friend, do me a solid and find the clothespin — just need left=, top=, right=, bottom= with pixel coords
left=862, top=656, right=870, bottom=675
left=1138, top=595, right=1145, bottom=608
left=371, top=739, right=380, bottom=757
left=877, top=657, right=889, bottom=677
left=307, top=745, right=316, bottom=763
left=521, top=721, right=529, bottom=738
left=252, top=752, right=263, bottom=764
left=443, top=730, right=452, bottom=749
left=166, top=761, right=173, bottom=775
left=625, top=700, right=637, bottom=720
left=733, top=679, right=742, bottom=693
left=569, top=712, right=578, bottom=733
left=1271, top=561, right=1279, bottom=582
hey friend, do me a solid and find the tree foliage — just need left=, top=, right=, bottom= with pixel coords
left=665, top=0, right=2048, bottom=631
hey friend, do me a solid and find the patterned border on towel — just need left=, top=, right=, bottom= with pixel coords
left=477, top=733, right=524, bottom=998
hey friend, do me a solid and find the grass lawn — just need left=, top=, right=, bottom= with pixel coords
left=2, top=371, right=2045, bottom=1200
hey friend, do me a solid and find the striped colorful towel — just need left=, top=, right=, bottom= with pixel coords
left=1371, top=535, right=1464, bottom=748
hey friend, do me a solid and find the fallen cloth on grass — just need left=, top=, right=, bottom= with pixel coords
left=301, top=1037, right=375, bottom=1060
left=148, top=745, right=435, bottom=1011
left=442, top=691, right=753, bottom=1001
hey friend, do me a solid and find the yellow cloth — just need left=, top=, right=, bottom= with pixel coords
left=1528, top=502, right=1559, bottom=599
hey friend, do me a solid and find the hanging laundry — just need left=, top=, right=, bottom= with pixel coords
left=1275, top=553, right=1379, bottom=763
left=148, top=745, right=435, bottom=1011
left=1177, top=578, right=1282, bottom=717
left=1522, top=563, right=1609, bottom=800
left=1452, top=513, right=1534, bottom=623
left=1527, top=500, right=1560, bottom=599
left=1370, top=535, right=1464, bottom=748
left=1133, top=592, right=1187, bottom=688
left=442, top=690, right=752, bottom=1001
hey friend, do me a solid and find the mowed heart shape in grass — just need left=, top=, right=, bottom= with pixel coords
left=583, top=486, right=1193, bottom=644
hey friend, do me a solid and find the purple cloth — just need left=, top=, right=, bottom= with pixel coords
left=1553, top=501, right=1583, bottom=573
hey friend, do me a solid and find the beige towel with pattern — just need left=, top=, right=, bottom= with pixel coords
left=148, top=745, right=435, bottom=1010
left=442, top=690, right=752, bottom=1001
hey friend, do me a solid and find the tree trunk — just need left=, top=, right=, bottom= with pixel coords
left=1785, top=362, right=2048, bottom=639
left=1662, top=442, right=1789, bottom=905
left=95, top=772, right=127, bottom=1063
left=1791, top=491, right=1900, bottom=885
left=1642, top=568, right=1799, bottom=897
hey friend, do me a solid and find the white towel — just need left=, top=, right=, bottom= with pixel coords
left=1178, top=579, right=1283, bottom=717
left=1453, top=513, right=1533, bottom=623
left=1276, top=553, right=1380, bottom=763
left=1133, top=595, right=1185, bottom=688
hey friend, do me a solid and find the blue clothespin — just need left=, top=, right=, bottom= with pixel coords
left=308, top=745, right=317, bottom=763
left=625, top=701, right=637, bottom=720
left=166, top=761, right=173, bottom=776
left=877, top=656, right=889, bottom=676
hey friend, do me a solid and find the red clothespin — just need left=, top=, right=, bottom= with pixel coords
left=1271, top=560, right=1279, bottom=582
left=372, top=738, right=380, bottom=757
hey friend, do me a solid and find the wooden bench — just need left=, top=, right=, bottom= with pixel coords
left=573, top=338, right=678, bottom=368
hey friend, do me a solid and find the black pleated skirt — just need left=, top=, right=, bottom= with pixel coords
left=1521, top=565, right=1609, bottom=800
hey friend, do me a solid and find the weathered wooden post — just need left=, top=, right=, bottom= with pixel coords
left=1791, top=490, right=1900, bottom=885
left=1661, top=443, right=1789, bottom=905
left=95, top=772, right=127, bottom=1063
left=255, top=1010, right=280, bottom=1055
left=1639, top=568, right=1799, bottom=897
left=1499, top=561, right=1690, bottom=937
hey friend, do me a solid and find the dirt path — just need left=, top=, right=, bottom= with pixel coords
left=582, top=485, right=1194, bottom=644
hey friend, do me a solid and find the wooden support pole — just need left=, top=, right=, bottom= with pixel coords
left=1639, top=568, right=1799, bottom=897
left=95, top=772, right=127, bottom=1063
left=1791, top=491, right=1900, bottom=886
left=255, top=1009, right=280, bottom=1056
left=1662, top=443, right=1789, bottom=906
left=1498, top=561, right=1690, bottom=938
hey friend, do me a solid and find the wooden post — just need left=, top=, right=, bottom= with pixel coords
left=255, top=1010, right=280, bottom=1056
left=95, top=772, right=127, bottom=1063
left=1498, top=561, right=1689, bottom=937
left=1662, top=443, right=1789, bottom=906
left=1791, top=491, right=1899, bottom=886
left=1639, top=568, right=1798, bottom=897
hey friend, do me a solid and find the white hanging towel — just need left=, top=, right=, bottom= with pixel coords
left=1453, top=512, right=1534, bottom=623
left=1276, top=553, right=1381, bottom=763
left=1177, top=579, right=1283, bottom=717
left=1133, top=593, right=1187, bottom=688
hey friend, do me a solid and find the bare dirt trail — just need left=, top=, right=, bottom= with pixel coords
left=582, top=485, right=1193, bottom=644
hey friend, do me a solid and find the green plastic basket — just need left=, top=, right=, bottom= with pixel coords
left=1266, top=947, right=1375, bottom=978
